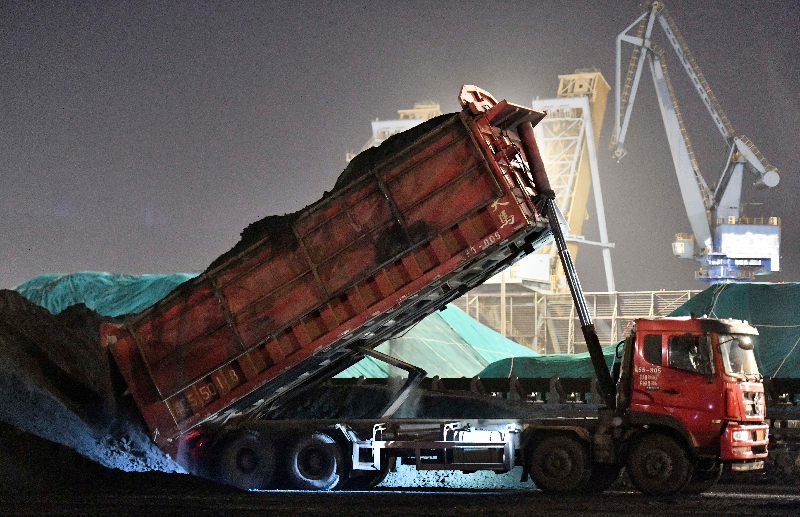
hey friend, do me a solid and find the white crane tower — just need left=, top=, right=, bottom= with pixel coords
left=611, top=1, right=781, bottom=284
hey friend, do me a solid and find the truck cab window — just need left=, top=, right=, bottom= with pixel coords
left=718, top=334, right=760, bottom=379
left=668, top=333, right=711, bottom=375
left=643, top=334, right=662, bottom=365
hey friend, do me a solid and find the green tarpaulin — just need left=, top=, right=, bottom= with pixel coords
left=668, top=282, right=800, bottom=378
left=15, top=271, right=198, bottom=317
left=337, top=304, right=538, bottom=378
left=478, top=345, right=617, bottom=379
left=479, top=282, right=800, bottom=379
left=15, top=272, right=537, bottom=379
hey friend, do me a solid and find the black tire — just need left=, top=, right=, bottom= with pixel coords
left=583, top=462, right=622, bottom=493
left=343, top=456, right=393, bottom=490
left=527, top=435, right=591, bottom=493
left=683, top=462, right=722, bottom=494
left=286, top=432, right=346, bottom=490
left=214, top=431, right=277, bottom=490
left=627, top=434, right=692, bottom=496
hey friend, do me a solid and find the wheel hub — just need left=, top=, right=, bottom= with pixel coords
left=236, top=447, right=258, bottom=474
left=299, top=446, right=332, bottom=479
left=543, top=449, right=573, bottom=478
left=643, top=450, right=673, bottom=479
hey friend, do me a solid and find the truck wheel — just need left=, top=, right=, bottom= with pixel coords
left=343, top=456, right=393, bottom=490
left=583, top=463, right=621, bottom=493
left=528, top=435, right=590, bottom=493
left=683, top=462, right=722, bottom=494
left=627, top=434, right=691, bottom=496
left=286, top=432, right=345, bottom=490
left=215, top=431, right=276, bottom=490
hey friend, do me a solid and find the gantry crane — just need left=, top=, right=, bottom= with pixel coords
left=531, top=70, right=615, bottom=293
left=611, top=1, right=781, bottom=284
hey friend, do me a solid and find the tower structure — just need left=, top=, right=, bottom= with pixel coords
left=518, top=70, right=615, bottom=292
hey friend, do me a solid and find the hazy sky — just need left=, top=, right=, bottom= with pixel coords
left=2, top=0, right=798, bottom=292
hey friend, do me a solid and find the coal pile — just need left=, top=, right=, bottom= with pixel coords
left=204, top=113, right=453, bottom=274
left=0, top=121, right=465, bottom=495
left=0, top=289, right=182, bottom=493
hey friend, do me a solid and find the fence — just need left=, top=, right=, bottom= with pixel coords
left=452, top=290, right=701, bottom=354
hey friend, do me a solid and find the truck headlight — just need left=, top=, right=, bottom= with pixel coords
left=732, top=430, right=750, bottom=442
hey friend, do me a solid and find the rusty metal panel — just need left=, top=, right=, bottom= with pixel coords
left=105, top=96, right=550, bottom=449
left=149, top=324, right=241, bottom=399
left=385, top=133, right=481, bottom=212
left=403, top=166, right=500, bottom=237
left=136, top=290, right=226, bottom=366
left=219, top=245, right=309, bottom=315
left=232, top=272, right=322, bottom=348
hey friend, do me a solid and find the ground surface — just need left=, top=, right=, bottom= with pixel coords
left=4, top=423, right=799, bottom=517
left=3, top=479, right=800, bottom=517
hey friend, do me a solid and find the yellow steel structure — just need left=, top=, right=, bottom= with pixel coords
left=555, top=71, right=610, bottom=268
left=527, top=70, right=612, bottom=291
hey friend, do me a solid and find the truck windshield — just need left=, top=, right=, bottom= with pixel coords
left=718, top=334, right=760, bottom=380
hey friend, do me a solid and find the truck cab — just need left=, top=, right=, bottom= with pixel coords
left=616, top=316, right=768, bottom=493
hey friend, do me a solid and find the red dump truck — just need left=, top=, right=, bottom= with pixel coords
left=101, top=86, right=767, bottom=496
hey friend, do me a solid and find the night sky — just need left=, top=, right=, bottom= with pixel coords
left=2, top=0, right=798, bottom=292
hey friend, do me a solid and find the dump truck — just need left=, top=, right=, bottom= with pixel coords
left=100, top=86, right=767, bottom=496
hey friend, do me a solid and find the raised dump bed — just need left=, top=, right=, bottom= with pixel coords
left=101, top=86, right=554, bottom=454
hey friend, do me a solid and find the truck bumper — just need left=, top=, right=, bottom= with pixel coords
left=720, top=423, right=769, bottom=462
left=730, top=459, right=764, bottom=472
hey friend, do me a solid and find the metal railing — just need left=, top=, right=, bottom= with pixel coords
left=715, top=216, right=781, bottom=226
left=453, top=290, right=701, bottom=354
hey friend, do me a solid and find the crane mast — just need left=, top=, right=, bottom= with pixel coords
left=611, top=1, right=781, bottom=284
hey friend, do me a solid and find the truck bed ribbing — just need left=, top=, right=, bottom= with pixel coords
left=102, top=87, right=551, bottom=454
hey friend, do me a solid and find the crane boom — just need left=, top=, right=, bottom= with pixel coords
left=648, top=49, right=712, bottom=249
left=611, top=1, right=782, bottom=284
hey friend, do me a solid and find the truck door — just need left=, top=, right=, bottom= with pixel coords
left=631, top=332, right=724, bottom=448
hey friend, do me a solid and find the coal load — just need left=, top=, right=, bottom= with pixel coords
left=0, top=289, right=181, bottom=488
left=204, top=113, right=454, bottom=274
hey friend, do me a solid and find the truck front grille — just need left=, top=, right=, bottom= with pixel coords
left=742, top=391, right=765, bottom=417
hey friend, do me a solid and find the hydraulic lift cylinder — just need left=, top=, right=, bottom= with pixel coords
left=518, top=121, right=617, bottom=408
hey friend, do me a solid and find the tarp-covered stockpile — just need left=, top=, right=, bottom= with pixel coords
left=337, top=304, right=538, bottom=378
left=479, top=345, right=616, bottom=379
left=479, top=282, right=800, bottom=379
left=16, top=271, right=537, bottom=380
left=669, top=282, right=800, bottom=378
left=16, top=271, right=199, bottom=317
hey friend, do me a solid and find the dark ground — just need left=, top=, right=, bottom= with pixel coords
left=4, top=478, right=800, bottom=517
left=2, top=285, right=800, bottom=516
left=1, top=421, right=799, bottom=517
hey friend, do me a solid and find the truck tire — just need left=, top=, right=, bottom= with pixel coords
left=683, top=462, right=722, bottom=494
left=583, top=463, right=621, bottom=493
left=286, top=432, right=345, bottom=490
left=528, top=435, right=590, bottom=493
left=343, top=456, right=393, bottom=490
left=215, top=431, right=277, bottom=490
left=627, top=434, right=692, bottom=496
